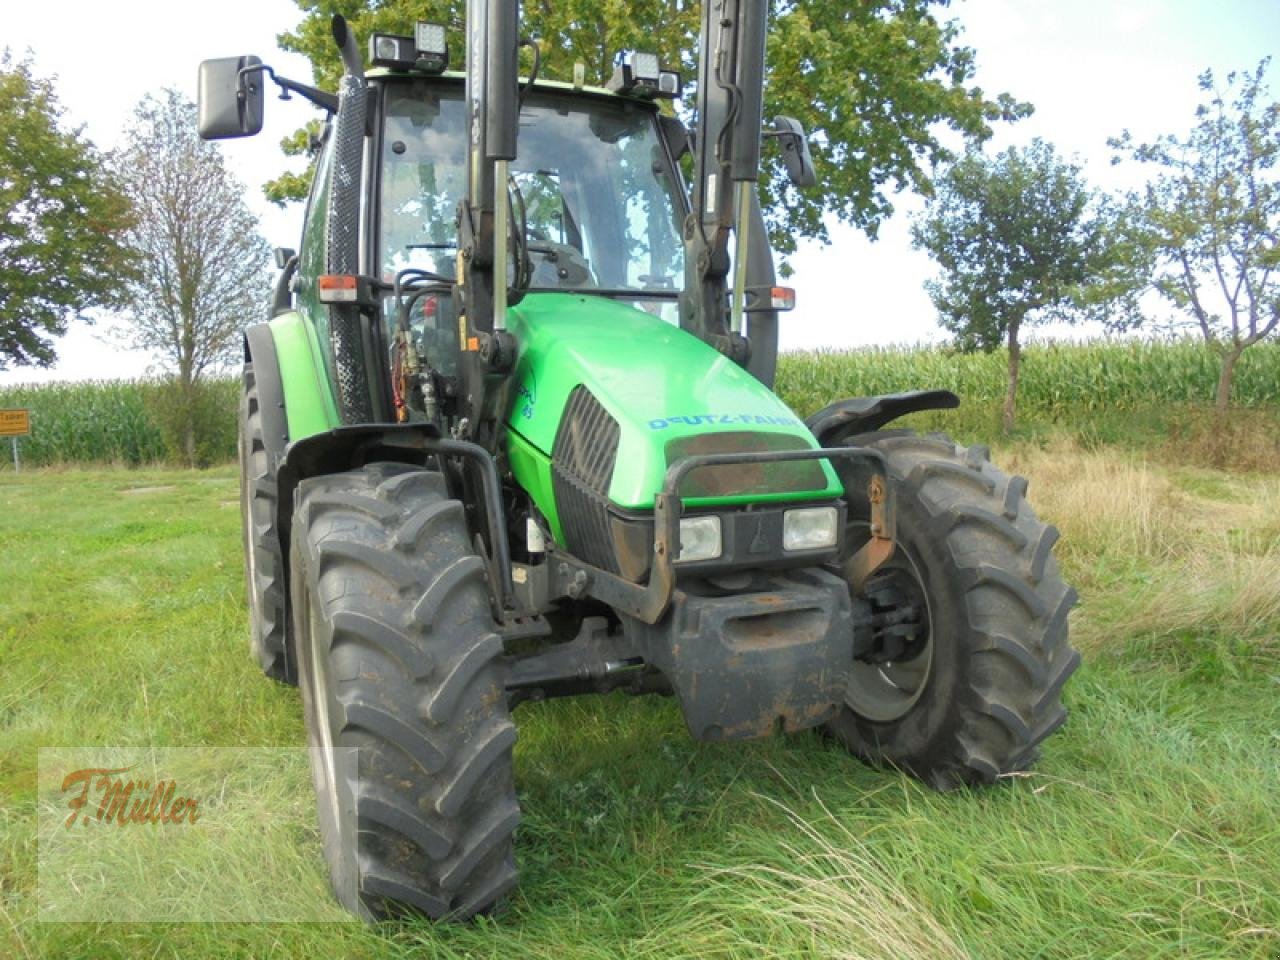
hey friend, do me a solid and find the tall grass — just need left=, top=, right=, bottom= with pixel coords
left=0, top=378, right=238, bottom=467
left=2, top=339, right=1278, bottom=467
left=776, top=339, right=1280, bottom=418
left=2, top=452, right=1278, bottom=957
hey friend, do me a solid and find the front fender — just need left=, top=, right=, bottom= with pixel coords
left=268, top=310, right=341, bottom=443
left=804, top=389, right=959, bottom=446
left=243, top=323, right=290, bottom=468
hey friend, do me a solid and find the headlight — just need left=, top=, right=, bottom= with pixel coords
left=783, top=506, right=839, bottom=552
left=677, top=515, right=722, bottom=562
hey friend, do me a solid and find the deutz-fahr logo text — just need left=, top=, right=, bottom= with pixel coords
left=648, top=414, right=801, bottom=430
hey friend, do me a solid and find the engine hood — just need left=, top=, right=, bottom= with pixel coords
left=503, top=293, right=840, bottom=511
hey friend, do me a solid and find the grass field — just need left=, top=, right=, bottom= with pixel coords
left=2, top=438, right=1278, bottom=958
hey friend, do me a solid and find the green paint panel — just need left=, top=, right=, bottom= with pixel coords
left=505, top=427, right=563, bottom=544
left=502, top=293, right=840, bottom=517
left=269, top=311, right=340, bottom=441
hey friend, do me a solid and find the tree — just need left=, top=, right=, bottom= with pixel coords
left=112, top=90, right=270, bottom=464
left=912, top=139, right=1143, bottom=432
left=270, top=1, right=1030, bottom=252
left=0, top=52, right=134, bottom=369
left=1112, top=58, right=1279, bottom=415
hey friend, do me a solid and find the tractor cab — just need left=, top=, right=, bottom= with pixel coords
left=371, top=73, right=688, bottom=386
left=378, top=76, right=685, bottom=304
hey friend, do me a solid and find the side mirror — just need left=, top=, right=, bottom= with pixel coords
left=658, top=115, right=690, bottom=162
left=197, top=56, right=265, bottom=140
left=273, top=247, right=297, bottom=270
left=770, top=116, right=816, bottom=188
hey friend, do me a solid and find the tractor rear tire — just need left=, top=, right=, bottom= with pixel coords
left=291, top=462, right=520, bottom=921
left=825, top=431, right=1080, bottom=790
left=238, top=362, right=293, bottom=683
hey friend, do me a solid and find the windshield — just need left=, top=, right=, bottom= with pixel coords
left=379, top=83, right=686, bottom=302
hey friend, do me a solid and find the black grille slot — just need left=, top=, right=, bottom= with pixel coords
left=552, top=387, right=621, bottom=572
left=553, top=386, right=620, bottom=494
left=554, top=471, right=618, bottom=572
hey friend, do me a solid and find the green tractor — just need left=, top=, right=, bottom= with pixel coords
left=200, top=1, right=1078, bottom=921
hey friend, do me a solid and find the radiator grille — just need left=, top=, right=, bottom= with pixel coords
left=552, top=387, right=620, bottom=572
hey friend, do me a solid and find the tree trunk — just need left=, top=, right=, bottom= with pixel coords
left=1002, top=321, right=1022, bottom=434
left=183, top=416, right=196, bottom=468
left=180, top=367, right=197, bottom=469
left=1214, top=345, right=1243, bottom=417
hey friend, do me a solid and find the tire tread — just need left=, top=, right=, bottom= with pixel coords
left=292, top=464, right=518, bottom=920
left=827, top=430, right=1080, bottom=789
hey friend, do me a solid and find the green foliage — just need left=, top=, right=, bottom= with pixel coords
left=1111, top=58, right=1280, bottom=410
left=0, top=52, right=135, bottom=369
left=4, top=340, right=1279, bottom=468
left=264, top=120, right=324, bottom=205
left=911, top=139, right=1147, bottom=429
left=0, top=378, right=238, bottom=467
left=144, top=379, right=241, bottom=468
left=777, top=338, right=1280, bottom=439
left=912, top=139, right=1142, bottom=352
left=272, top=1, right=1030, bottom=252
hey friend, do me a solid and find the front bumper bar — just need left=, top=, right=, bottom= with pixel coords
left=549, top=444, right=894, bottom=624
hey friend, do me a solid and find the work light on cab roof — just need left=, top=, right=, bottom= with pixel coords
left=607, top=51, right=682, bottom=99
left=369, top=21, right=448, bottom=73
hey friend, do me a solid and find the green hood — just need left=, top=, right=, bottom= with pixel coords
left=503, top=293, right=839, bottom=515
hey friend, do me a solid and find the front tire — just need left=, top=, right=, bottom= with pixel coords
left=291, top=462, right=519, bottom=920
left=826, top=431, right=1080, bottom=789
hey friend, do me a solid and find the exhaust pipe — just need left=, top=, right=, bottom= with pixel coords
left=325, top=15, right=374, bottom=423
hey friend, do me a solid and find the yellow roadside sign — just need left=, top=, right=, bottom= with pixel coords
left=0, top=409, right=31, bottom=437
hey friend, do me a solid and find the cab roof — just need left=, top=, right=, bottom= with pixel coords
left=364, top=68, right=652, bottom=106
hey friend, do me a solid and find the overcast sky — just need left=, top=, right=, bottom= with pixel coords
left=2, top=0, right=1278, bottom=384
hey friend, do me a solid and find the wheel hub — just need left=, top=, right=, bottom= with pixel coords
left=861, top=569, right=928, bottom=664
left=841, top=533, right=936, bottom=723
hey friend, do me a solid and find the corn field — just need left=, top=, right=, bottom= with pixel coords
left=1, top=340, right=1277, bottom=467
left=0, top=378, right=238, bottom=467
left=777, top=339, right=1280, bottom=417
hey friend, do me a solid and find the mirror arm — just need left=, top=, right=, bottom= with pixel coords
left=238, top=62, right=338, bottom=114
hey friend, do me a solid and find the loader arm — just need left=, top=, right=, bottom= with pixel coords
left=681, top=0, right=770, bottom=364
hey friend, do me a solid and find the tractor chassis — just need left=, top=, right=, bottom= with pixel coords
left=276, top=426, right=894, bottom=740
